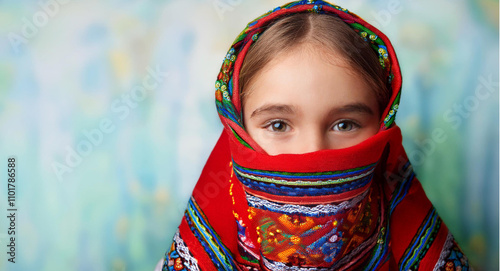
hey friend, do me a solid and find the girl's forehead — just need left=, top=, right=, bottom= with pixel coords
left=242, top=47, right=379, bottom=115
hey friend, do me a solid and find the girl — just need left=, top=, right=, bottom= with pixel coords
left=158, top=1, right=470, bottom=270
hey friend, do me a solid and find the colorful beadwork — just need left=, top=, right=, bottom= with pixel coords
left=233, top=161, right=377, bottom=197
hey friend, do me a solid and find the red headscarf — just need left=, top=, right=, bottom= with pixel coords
left=161, top=1, right=470, bottom=270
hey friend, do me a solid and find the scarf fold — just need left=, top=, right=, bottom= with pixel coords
left=162, top=1, right=470, bottom=270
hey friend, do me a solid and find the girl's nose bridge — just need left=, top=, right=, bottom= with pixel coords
left=301, top=129, right=329, bottom=153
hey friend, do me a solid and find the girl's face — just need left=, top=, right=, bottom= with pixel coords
left=242, top=46, right=381, bottom=155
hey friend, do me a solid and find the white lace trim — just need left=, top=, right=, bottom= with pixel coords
left=432, top=232, right=454, bottom=271
left=173, top=230, right=200, bottom=271
left=246, top=189, right=368, bottom=216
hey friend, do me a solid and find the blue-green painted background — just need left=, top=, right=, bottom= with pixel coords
left=0, top=0, right=498, bottom=270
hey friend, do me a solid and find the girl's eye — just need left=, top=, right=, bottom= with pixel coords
left=266, top=120, right=289, bottom=132
left=333, top=120, right=358, bottom=132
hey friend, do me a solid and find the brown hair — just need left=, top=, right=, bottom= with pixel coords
left=239, top=12, right=390, bottom=116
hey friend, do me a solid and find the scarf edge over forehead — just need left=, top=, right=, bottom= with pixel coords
left=162, top=1, right=471, bottom=271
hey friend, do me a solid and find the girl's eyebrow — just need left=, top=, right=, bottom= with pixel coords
left=250, top=103, right=374, bottom=118
left=328, top=103, right=374, bottom=116
left=250, top=104, right=297, bottom=118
